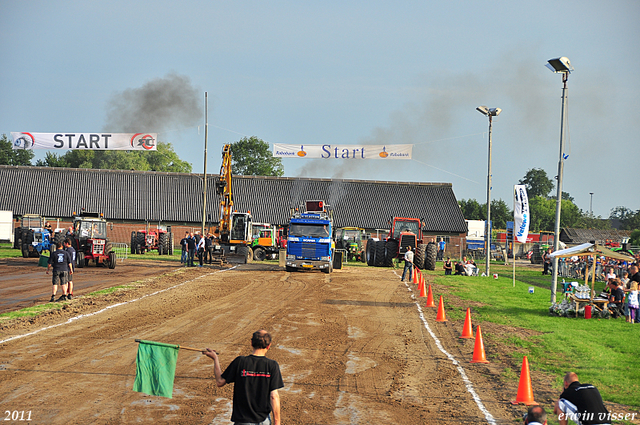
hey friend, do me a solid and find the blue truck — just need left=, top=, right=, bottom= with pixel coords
left=285, top=200, right=341, bottom=273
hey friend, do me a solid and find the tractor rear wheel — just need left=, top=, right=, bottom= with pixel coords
left=167, top=232, right=174, bottom=255
left=253, top=247, right=266, bottom=261
left=108, top=251, right=116, bottom=269
left=130, top=232, right=136, bottom=254
left=374, top=240, right=386, bottom=267
left=366, top=240, right=376, bottom=266
left=384, top=240, right=398, bottom=267
left=414, top=244, right=427, bottom=269
left=77, top=252, right=85, bottom=268
left=135, top=232, right=144, bottom=254
left=14, top=229, right=22, bottom=249
left=424, top=242, right=437, bottom=271
left=158, top=233, right=166, bottom=255
left=22, top=243, right=30, bottom=258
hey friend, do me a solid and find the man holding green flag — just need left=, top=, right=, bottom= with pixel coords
left=203, top=330, right=283, bottom=425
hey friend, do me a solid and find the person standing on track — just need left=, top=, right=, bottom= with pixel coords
left=180, top=231, right=189, bottom=265
left=63, top=238, right=76, bottom=299
left=400, top=246, right=413, bottom=282
left=197, top=234, right=206, bottom=267
left=47, top=242, right=73, bottom=302
left=186, top=232, right=196, bottom=267
left=203, top=330, right=283, bottom=425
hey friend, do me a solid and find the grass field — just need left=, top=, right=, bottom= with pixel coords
left=427, top=261, right=640, bottom=412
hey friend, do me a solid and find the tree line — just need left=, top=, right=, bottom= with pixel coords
left=458, top=168, right=640, bottom=244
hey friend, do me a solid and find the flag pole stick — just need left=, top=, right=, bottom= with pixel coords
left=134, top=339, right=212, bottom=353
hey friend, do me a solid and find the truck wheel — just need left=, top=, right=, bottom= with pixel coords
left=384, top=240, right=398, bottom=267
left=108, top=251, right=116, bottom=269
left=415, top=244, right=427, bottom=269
left=424, top=242, right=437, bottom=271
left=374, top=240, right=386, bottom=267
left=236, top=246, right=251, bottom=264
left=286, top=265, right=296, bottom=272
left=77, top=252, right=85, bottom=268
left=253, top=247, right=266, bottom=261
left=333, top=251, right=343, bottom=270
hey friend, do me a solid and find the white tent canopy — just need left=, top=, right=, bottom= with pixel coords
left=549, top=243, right=634, bottom=262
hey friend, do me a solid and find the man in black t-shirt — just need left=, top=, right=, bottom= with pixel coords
left=553, top=372, right=610, bottom=425
left=204, top=330, right=283, bottom=425
left=63, top=238, right=77, bottom=299
left=47, top=242, right=73, bottom=302
left=186, top=233, right=196, bottom=267
left=608, top=279, right=625, bottom=318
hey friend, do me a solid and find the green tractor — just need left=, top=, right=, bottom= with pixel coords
left=335, top=227, right=366, bottom=262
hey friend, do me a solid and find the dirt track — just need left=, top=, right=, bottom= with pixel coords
left=0, top=263, right=545, bottom=424
left=0, top=257, right=180, bottom=314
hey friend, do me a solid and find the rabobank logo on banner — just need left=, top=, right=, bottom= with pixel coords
left=272, top=143, right=412, bottom=160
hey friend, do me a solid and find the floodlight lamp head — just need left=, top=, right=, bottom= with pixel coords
left=546, top=57, right=573, bottom=73
left=476, top=105, right=489, bottom=116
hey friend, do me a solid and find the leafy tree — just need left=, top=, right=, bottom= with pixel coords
left=0, top=134, right=34, bottom=165
left=490, top=199, right=512, bottom=229
left=575, top=214, right=612, bottom=230
left=609, top=206, right=640, bottom=231
left=34, top=142, right=191, bottom=173
left=230, top=136, right=284, bottom=177
left=630, top=229, right=640, bottom=246
left=458, top=199, right=484, bottom=221
left=528, top=196, right=583, bottom=232
left=518, top=168, right=554, bottom=199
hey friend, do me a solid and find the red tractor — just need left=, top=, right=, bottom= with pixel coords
left=131, top=225, right=173, bottom=255
left=70, top=211, right=116, bottom=269
left=366, top=217, right=437, bottom=270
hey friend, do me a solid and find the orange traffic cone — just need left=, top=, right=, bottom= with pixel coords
left=420, top=273, right=425, bottom=287
left=510, top=356, right=538, bottom=405
left=419, top=281, right=427, bottom=297
left=470, top=325, right=489, bottom=363
left=436, top=296, right=447, bottom=322
left=413, top=268, right=418, bottom=284
left=425, top=285, right=435, bottom=307
left=460, top=308, right=474, bottom=339
left=418, top=272, right=424, bottom=292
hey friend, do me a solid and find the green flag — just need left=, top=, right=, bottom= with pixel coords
left=133, top=340, right=179, bottom=398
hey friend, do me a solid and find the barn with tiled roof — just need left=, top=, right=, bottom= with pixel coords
left=0, top=165, right=467, bottom=235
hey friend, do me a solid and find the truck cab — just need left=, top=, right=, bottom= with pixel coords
left=285, top=200, right=336, bottom=273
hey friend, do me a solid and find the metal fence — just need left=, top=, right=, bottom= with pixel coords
left=110, top=242, right=128, bottom=262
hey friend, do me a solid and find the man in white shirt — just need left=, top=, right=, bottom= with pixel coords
left=401, top=246, right=414, bottom=282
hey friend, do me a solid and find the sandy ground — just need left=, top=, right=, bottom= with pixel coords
left=0, top=261, right=606, bottom=424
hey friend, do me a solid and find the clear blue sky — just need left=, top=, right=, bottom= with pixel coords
left=1, top=1, right=638, bottom=218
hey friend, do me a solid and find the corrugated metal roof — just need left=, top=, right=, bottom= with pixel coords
left=560, top=228, right=631, bottom=245
left=0, top=165, right=467, bottom=233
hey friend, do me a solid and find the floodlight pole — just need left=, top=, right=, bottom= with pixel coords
left=485, top=114, right=493, bottom=277
left=201, top=92, right=209, bottom=236
left=551, top=73, right=568, bottom=304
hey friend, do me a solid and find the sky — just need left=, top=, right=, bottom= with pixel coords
left=1, top=0, right=638, bottom=218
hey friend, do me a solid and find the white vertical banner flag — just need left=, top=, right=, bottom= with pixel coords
left=514, top=185, right=530, bottom=244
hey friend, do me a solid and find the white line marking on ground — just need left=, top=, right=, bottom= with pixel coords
left=0, top=267, right=236, bottom=345
left=396, top=271, right=497, bottom=425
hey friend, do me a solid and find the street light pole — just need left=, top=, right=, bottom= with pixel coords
left=476, top=106, right=501, bottom=277
left=589, top=192, right=594, bottom=216
left=486, top=115, right=493, bottom=277
left=546, top=57, right=573, bottom=304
